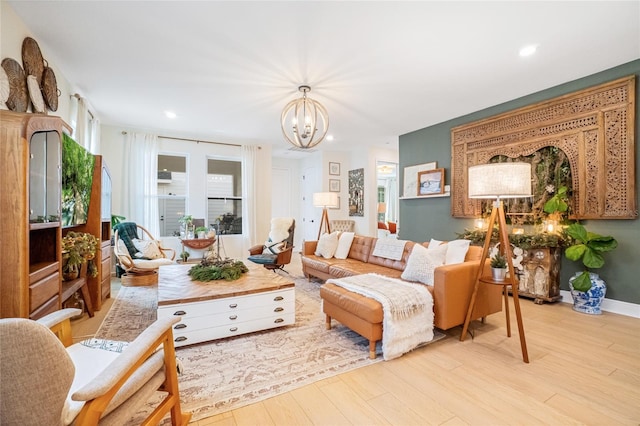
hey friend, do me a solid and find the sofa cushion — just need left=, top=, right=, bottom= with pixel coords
left=315, top=232, right=340, bottom=258
left=334, top=232, right=355, bottom=259
left=445, top=239, right=471, bottom=265
left=368, top=241, right=415, bottom=271
left=401, top=243, right=447, bottom=285
left=347, top=236, right=375, bottom=263
left=320, top=283, right=384, bottom=323
left=301, top=254, right=345, bottom=273
left=329, top=262, right=404, bottom=279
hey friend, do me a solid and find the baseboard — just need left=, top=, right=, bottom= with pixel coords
left=559, top=290, right=640, bottom=318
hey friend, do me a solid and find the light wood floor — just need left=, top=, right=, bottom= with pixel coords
left=73, top=256, right=640, bottom=425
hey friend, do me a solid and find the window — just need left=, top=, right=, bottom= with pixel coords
left=207, top=159, right=242, bottom=235
left=157, top=154, right=187, bottom=237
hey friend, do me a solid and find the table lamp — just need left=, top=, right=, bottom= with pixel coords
left=461, top=162, right=532, bottom=363
left=313, top=192, right=339, bottom=239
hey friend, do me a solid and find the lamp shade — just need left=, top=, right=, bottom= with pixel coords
left=313, top=192, right=339, bottom=208
left=468, top=163, right=532, bottom=199
left=377, top=202, right=387, bottom=213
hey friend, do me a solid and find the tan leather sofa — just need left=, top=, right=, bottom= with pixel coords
left=302, top=235, right=503, bottom=358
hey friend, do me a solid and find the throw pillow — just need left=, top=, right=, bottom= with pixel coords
left=445, top=239, right=471, bottom=265
left=132, top=238, right=162, bottom=260
left=315, top=231, right=340, bottom=259
left=427, top=238, right=444, bottom=250
left=401, top=243, right=446, bottom=285
left=334, top=232, right=355, bottom=259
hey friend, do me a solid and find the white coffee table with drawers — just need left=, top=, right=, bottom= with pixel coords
left=157, top=263, right=295, bottom=347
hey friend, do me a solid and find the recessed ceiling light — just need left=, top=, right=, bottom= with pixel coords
left=165, top=111, right=177, bottom=119
left=326, top=135, right=334, bottom=141
left=519, top=44, right=538, bottom=57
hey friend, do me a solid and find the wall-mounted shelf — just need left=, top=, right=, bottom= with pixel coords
left=400, top=185, right=450, bottom=199
left=400, top=192, right=450, bottom=200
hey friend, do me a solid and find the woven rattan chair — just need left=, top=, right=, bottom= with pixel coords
left=113, top=222, right=175, bottom=285
left=0, top=309, right=191, bottom=425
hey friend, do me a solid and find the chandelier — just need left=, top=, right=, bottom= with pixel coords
left=281, top=85, right=329, bottom=149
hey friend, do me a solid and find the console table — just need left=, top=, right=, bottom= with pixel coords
left=157, top=264, right=295, bottom=347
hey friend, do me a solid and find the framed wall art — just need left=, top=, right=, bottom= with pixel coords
left=348, top=168, right=364, bottom=216
left=329, top=162, right=340, bottom=176
left=329, top=179, right=340, bottom=192
left=417, top=168, right=445, bottom=196
left=402, top=162, right=437, bottom=197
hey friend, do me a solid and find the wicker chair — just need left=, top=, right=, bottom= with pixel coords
left=113, top=222, right=175, bottom=285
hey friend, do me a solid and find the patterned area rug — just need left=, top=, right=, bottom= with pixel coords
left=97, top=272, right=445, bottom=422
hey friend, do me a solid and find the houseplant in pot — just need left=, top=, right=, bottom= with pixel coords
left=62, top=231, right=99, bottom=281
left=564, top=223, right=617, bottom=314
left=490, top=252, right=508, bottom=281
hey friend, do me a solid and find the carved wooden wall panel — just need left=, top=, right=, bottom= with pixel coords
left=451, top=76, right=636, bottom=219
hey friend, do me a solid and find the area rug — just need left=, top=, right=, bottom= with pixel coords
left=96, top=272, right=446, bottom=422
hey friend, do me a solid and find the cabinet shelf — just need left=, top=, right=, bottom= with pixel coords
left=29, top=221, right=61, bottom=231
left=61, top=277, right=87, bottom=303
left=29, top=261, right=59, bottom=284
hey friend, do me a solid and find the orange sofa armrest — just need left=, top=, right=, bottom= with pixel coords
left=303, top=241, right=318, bottom=255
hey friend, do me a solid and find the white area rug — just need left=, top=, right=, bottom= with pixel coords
left=97, top=272, right=445, bottom=423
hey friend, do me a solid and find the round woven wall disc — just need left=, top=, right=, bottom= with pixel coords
left=22, top=37, right=45, bottom=85
left=0, top=66, right=9, bottom=107
left=42, top=67, right=59, bottom=111
left=1, top=58, right=28, bottom=112
left=27, top=75, right=46, bottom=113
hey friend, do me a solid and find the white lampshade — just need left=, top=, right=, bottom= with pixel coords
left=468, top=163, right=532, bottom=199
left=313, top=192, right=339, bottom=208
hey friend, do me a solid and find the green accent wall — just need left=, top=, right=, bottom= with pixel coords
left=399, top=60, right=640, bottom=304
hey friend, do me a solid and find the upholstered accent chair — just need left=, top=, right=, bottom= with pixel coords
left=0, top=309, right=191, bottom=425
left=113, top=222, right=175, bottom=285
left=248, top=217, right=295, bottom=272
left=329, top=219, right=355, bottom=233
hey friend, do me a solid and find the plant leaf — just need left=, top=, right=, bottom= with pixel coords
left=572, top=271, right=592, bottom=292
left=566, top=223, right=588, bottom=243
left=588, top=236, right=618, bottom=252
left=583, top=249, right=605, bottom=269
left=565, top=244, right=586, bottom=261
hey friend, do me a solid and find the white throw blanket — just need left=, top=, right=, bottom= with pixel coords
left=327, top=273, right=434, bottom=360
left=371, top=238, right=407, bottom=260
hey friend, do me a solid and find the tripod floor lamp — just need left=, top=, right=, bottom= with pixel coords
left=313, top=192, right=339, bottom=239
left=460, top=162, right=532, bottom=363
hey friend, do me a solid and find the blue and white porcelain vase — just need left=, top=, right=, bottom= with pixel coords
left=569, top=272, right=606, bottom=315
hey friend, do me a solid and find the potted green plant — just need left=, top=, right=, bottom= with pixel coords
left=490, top=252, right=508, bottom=281
left=195, top=226, right=208, bottom=239
left=180, top=250, right=190, bottom=263
left=564, top=222, right=617, bottom=314
left=179, top=215, right=193, bottom=238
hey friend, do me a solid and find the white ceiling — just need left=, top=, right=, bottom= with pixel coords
left=9, top=1, right=640, bottom=158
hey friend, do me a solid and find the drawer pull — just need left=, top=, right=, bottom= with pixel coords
left=274, top=307, right=284, bottom=312
left=229, top=327, right=238, bottom=332
left=274, top=318, right=284, bottom=323
left=174, top=324, right=187, bottom=329
left=274, top=296, right=284, bottom=301
left=229, top=315, right=238, bottom=320
left=229, top=303, right=238, bottom=308
left=175, top=336, right=187, bottom=342
left=173, top=310, right=186, bottom=316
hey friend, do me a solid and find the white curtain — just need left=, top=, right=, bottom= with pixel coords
left=75, top=97, right=89, bottom=149
left=241, top=145, right=260, bottom=251
left=89, top=117, right=100, bottom=155
left=120, top=132, right=160, bottom=237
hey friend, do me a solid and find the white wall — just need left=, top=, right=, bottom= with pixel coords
left=1, top=2, right=72, bottom=124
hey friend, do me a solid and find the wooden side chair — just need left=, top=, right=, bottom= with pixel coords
left=0, top=309, right=192, bottom=425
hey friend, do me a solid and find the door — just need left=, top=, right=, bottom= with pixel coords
left=301, top=166, right=320, bottom=241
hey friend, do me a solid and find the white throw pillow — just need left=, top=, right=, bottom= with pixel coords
left=427, top=238, right=444, bottom=250
left=334, top=232, right=355, bottom=259
left=315, top=231, right=340, bottom=259
left=401, top=243, right=447, bottom=285
left=132, top=238, right=163, bottom=260
left=445, top=239, right=471, bottom=265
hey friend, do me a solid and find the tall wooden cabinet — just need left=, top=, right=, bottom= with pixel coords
left=0, top=111, right=112, bottom=318
left=1, top=111, right=67, bottom=319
